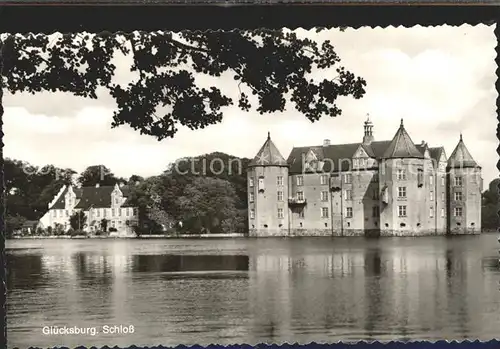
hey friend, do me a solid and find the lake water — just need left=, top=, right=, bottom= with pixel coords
left=6, top=234, right=500, bottom=348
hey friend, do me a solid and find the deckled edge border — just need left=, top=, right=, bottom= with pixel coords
left=0, top=4, right=499, bottom=349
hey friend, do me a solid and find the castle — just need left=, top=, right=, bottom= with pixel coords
left=247, top=118, right=482, bottom=237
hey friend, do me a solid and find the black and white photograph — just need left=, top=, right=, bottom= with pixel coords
left=2, top=24, right=500, bottom=348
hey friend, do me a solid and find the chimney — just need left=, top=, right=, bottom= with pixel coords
left=95, top=183, right=100, bottom=188
left=323, top=139, right=331, bottom=147
left=421, top=140, right=426, bottom=146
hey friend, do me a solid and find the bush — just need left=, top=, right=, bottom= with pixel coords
left=109, top=227, right=118, bottom=232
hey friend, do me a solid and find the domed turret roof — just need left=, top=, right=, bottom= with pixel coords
left=249, top=132, right=288, bottom=167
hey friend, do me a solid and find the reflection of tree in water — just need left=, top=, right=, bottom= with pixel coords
left=131, top=254, right=249, bottom=273
left=7, top=254, right=44, bottom=290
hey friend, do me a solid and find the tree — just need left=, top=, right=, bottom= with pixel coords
left=100, top=218, right=109, bottom=232
left=69, top=211, right=87, bottom=231
left=177, top=177, right=241, bottom=234
left=482, top=178, right=500, bottom=230
left=1, top=31, right=366, bottom=140
left=78, top=165, right=118, bottom=187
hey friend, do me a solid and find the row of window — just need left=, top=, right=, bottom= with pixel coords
left=249, top=206, right=381, bottom=219
left=250, top=187, right=464, bottom=204
left=52, top=207, right=137, bottom=218
left=249, top=205, right=463, bottom=219
left=250, top=173, right=471, bottom=189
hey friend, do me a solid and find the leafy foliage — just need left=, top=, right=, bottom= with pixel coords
left=78, top=165, right=119, bottom=187
left=1, top=31, right=366, bottom=140
left=69, top=211, right=87, bottom=231
left=481, top=178, right=499, bottom=230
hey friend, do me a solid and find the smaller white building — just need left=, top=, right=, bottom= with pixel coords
left=39, top=183, right=139, bottom=236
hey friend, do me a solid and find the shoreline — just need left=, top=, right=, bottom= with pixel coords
left=10, top=233, right=247, bottom=240
left=8, top=231, right=497, bottom=240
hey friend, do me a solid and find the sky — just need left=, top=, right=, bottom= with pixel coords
left=3, top=25, right=498, bottom=187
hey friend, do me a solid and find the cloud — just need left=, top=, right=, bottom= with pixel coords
left=3, top=24, right=498, bottom=188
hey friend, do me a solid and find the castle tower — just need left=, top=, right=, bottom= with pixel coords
left=247, top=132, right=289, bottom=237
left=363, top=114, right=374, bottom=145
left=380, top=119, right=427, bottom=236
left=446, top=134, right=482, bottom=234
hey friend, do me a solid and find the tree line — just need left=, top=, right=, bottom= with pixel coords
left=5, top=152, right=250, bottom=237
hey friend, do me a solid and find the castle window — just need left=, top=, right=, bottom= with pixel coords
left=398, top=187, right=406, bottom=198
left=372, top=206, right=379, bottom=217
left=321, top=207, right=329, bottom=218
left=297, top=176, right=304, bottom=186
left=112, top=220, right=116, bottom=228
left=65, top=210, right=69, bottom=217
left=441, top=176, right=445, bottom=185
left=320, top=174, right=328, bottom=185
left=277, top=191, right=283, bottom=201
left=133, top=208, right=138, bottom=216
left=430, top=206, right=434, bottom=218
left=249, top=192, right=254, bottom=203
left=441, top=192, right=445, bottom=201
left=299, top=209, right=305, bottom=218
left=115, top=198, right=119, bottom=205
left=250, top=209, right=255, bottom=219
left=277, top=208, right=284, bottom=219
left=321, top=191, right=328, bottom=202
left=400, top=223, right=406, bottom=228
left=346, top=207, right=353, bottom=218
left=96, top=209, right=100, bottom=218
left=430, top=175, right=433, bottom=186
left=297, top=191, right=304, bottom=201
left=417, top=169, right=423, bottom=187
left=118, top=208, right=122, bottom=217
left=454, top=207, right=463, bottom=217
left=454, top=176, right=462, bottom=186
left=112, top=208, right=116, bottom=216
left=441, top=208, right=445, bottom=217
left=398, top=205, right=407, bottom=217
left=345, top=190, right=353, bottom=200
left=344, top=174, right=352, bottom=184
left=325, top=223, right=328, bottom=228
left=249, top=178, right=254, bottom=187
left=277, top=176, right=283, bottom=186
left=126, top=207, right=130, bottom=216
left=299, top=222, right=303, bottom=227
left=454, top=192, right=462, bottom=201
left=430, top=191, right=434, bottom=201
left=258, top=177, right=265, bottom=191
left=397, top=169, right=407, bottom=180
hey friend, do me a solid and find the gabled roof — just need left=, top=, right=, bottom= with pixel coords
left=447, top=134, right=480, bottom=169
left=383, top=119, right=424, bottom=159
left=248, top=132, right=288, bottom=167
left=287, top=140, right=403, bottom=174
left=429, top=147, right=445, bottom=163
left=49, top=184, right=132, bottom=210
left=74, top=186, right=115, bottom=209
